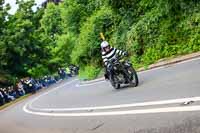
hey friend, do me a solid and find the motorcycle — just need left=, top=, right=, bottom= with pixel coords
left=107, top=56, right=139, bottom=89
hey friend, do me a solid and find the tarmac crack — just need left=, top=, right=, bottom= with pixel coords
left=90, top=123, right=104, bottom=131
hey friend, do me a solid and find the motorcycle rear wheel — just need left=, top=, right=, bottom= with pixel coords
left=110, top=76, right=120, bottom=89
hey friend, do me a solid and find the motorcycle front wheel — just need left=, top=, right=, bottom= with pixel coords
left=127, top=67, right=139, bottom=87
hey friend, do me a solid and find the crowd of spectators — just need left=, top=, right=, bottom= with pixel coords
left=0, top=76, right=55, bottom=106
left=0, top=66, right=79, bottom=106
left=57, top=65, right=79, bottom=79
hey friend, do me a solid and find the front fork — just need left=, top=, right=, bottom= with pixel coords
left=123, top=62, right=133, bottom=82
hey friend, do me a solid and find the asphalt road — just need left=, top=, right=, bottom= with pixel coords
left=0, top=57, right=200, bottom=133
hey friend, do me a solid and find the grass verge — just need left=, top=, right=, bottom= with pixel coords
left=0, top=94, right=31, bottom=111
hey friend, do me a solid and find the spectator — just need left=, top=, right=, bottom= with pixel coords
left=8, top=86, right=17, bottom=98
left=17, top=82, right=25, bottom=96
left=38, top=78, right=47, bottom=88
left=33, top=79, right=43, bottom=90
left=26, top=77, right=37, bottom=93
left=59, top=68, right=67, bottom=79
left=21, top=79, right=30, bottom=94
left=1, top=88, right=15, bottom=102
left=48, top=76, right=56, bottom=84
left=0, top=91, right=5, bottom=106
left=44, top=76, right=50, bottom=87
left=66, top=67, right=72, bottom=77
left=54, top=75, right=60, bottom=82
left=58, top=68, right=63, bottom=79
left=69, top=64, right=79, bottom=76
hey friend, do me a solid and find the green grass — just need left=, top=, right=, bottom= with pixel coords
left=0, top=94, right=31, bottom=110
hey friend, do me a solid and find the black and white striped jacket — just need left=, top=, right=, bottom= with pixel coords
left=102, top=47, right=126, bottom=66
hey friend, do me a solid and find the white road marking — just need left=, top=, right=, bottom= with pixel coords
left=23, top=96, right=200, bottom=117
left=25, top=79, right=78, bottom=110
left=29, top=96, right=200, bottom=111
left=23, top=105, right=200, bottom=117
left=75, top=80, right=106, bottom=87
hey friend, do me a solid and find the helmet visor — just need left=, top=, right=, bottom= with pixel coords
left=103, top=45, right=110, bottom=52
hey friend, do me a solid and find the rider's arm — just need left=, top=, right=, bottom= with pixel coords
left=102, top=56, right=108, bottom=66
left=116, top=49, right=127, bottom=57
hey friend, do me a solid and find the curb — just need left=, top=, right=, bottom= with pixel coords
left=80, top=51, right=200, bottom=85
left=79, top=77, right=105, bottom=84
left=138, top=51, right=200, bottom=72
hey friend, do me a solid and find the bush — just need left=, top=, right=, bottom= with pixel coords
left=127, top=7, right=164, bottom=57
left=78, top=65, right=101, bottom=80
left=51, top=33, right=76, bottom=65
left=27, top=64, right=50, bottom=78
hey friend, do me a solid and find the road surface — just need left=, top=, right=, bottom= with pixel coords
left=0, top=57, right=200, bottom=133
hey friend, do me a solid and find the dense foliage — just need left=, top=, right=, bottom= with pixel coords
left=0, top=0, right=200, bottom=85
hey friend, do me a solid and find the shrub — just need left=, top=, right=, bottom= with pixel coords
left=27, top=64, right=50, bottom=78
left=78, top=65, right=101, bottom=80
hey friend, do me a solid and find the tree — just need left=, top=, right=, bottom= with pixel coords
left=50, top=33, right=76, bottom=67
left=71, top=6, right=116, bottom=66
left=0, top=0, right=50, bottom=78
left=0, top=0, right=10, bottom=69
left=40, top=3, right=62, bottom=41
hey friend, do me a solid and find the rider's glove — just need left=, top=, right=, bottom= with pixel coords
left=124, top=51, right=128, bottom=57
left=107, top=63, right=111, bottom=69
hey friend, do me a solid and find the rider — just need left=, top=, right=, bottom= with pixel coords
left=101, top=41, right=128, bottom=80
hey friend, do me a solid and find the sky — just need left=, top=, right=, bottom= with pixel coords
left=4, top=0, right=46, bottom=14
